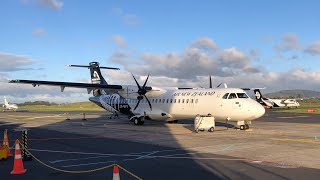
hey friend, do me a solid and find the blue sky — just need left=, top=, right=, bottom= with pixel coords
left=1, top=0, right=320, bottom=102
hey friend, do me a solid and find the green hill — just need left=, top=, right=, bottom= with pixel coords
left=264, top=89, right=320, bottom=99
left=20, top=101, right=104, bottom=111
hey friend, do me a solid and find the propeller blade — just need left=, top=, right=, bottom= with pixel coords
left=134, top=99, right=141, bottom=111
left=217, top=83, right=222, bottom=88
left=209, top=75, right=212, bottom=88
left=131, top=73, right=142, bottom=91
left=142, top=74, right=150, bottom=89
left=144, top=95, right=152, bottom=110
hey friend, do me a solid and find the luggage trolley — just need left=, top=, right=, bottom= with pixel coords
left=194, top=114, right=215, bottom=133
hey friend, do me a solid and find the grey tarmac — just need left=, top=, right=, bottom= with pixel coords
left=0, top=109, right=319, bottom=179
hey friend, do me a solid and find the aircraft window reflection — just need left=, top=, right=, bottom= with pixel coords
left=162, top=99, right=165, bottom=103
left=195, top=99, right=198, bottom=103
left=174, top=99, right=176, bottom=103
left=228, top=93, right=237, bottom=99
left=222, top=93, right=229, bottom=99
left=191, top=99, right=194, bottom=103
left=167, top=99, right=169, bottom=103
left=237, top=93, right=248, bottom=98
left=182, top=99, right=185, bottom=103
left=186, top=99, right=189, bottom=103
left=178, top=99, right=181, bottom=103
left=170, top=99, right=173, bottom=103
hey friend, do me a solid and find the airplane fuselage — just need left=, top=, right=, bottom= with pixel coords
left=89, top=87, right=265, bottom=122
left=2, top=104, right=18, bottom=111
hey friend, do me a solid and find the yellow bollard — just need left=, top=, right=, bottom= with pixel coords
left=0, top=145, right=8, bottom=160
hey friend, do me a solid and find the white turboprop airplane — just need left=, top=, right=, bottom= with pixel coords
left=9, top=62, right=265, bottom=130
left=2, top=96, right=18, bottom=111
left=254, top=89, right=300, bottom=108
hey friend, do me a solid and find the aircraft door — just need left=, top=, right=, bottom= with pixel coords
left=221, top=93, right=241, bottom=109
left=229, top=93, right=241, bottom=109
left=232, top=101, right=242, bottom=109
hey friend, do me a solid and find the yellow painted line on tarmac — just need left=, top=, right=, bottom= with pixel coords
left=296, top=124, right=320, bottom=128
left=277, top=116, right=309, bottom=119
left=5, top=115, right=31, bottom=117
left=277, top=117, right=295, bottom=119
left=271, top=138, right=320, bottom=144
left=296, top=115, right=309, bottom=117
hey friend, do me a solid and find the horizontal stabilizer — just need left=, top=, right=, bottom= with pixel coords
left=67, top=65, right=120, bottom=70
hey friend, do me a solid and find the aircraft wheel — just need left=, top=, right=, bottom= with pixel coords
left=134, top=118, right=139, bottom=125
left=139, top=120, right=145, bottom=125
left=195, top=129, right=199, bottom=133
left=209, top=127, right=214, bottom=132
left=240, top=125, right=245, bottom=130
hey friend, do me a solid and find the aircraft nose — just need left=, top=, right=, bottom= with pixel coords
left=254, top=103, right=265, bottom=119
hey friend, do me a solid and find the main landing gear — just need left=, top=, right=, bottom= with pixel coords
left=130, top=115, right=145, bottom=125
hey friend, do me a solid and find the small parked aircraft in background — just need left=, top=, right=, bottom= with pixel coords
left=3, top=96, right=18, bottom=111
left=254, top=89, right=300, bottom=108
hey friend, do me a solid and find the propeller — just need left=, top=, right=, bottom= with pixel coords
left=131, top=74, right=152, bottom=111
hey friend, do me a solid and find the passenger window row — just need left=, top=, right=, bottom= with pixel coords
left=127, top=99, right=199, bottom=104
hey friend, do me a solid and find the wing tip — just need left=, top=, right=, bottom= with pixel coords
left=8, top=79, right=19, bottom=83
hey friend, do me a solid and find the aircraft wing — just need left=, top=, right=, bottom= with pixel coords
left=9, top=79, right=123, bottom=93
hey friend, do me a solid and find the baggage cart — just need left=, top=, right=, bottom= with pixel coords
left=194, top=114, right=215, bottom=133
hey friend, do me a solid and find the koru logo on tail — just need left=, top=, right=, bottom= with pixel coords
left=93, top=71, right=100, bottom=79
left=255, top=91, right=261, bottom=99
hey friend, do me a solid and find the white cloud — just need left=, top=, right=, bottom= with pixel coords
left=103, top=67, right=320, bottom=94
left=111, top=35, right=127, bottom=48
left=111, top=7, right=140, bottom=26
left=123, top=14, right=140, bottom=26
left=304, top=41, right=320, bottom=55
left=0, top=52, right=36, bottom=72
left=38, top=0, right=63, bottom=10
left=32, top=28, right=48, bottom=36
left=109, top=37, right=260, bottom=81
left=0, top=81, right=90, bottom=103
left=190, top=37, right=219, bottom=51
left=274, top=33, right=299, bottom=51
left=22, top=0, right=63, bottom=10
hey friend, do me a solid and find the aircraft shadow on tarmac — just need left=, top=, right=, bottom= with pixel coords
left=0, top=112, right=319, bottom=180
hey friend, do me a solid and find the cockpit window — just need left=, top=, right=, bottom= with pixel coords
left=228, top=93, right=237, bottom=99
left=222, top=93, right=229, bottom=99
left=237, top=93, right=249, bottom=98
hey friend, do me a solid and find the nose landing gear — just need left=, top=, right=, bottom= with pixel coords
left=240, top=124, right=250, bottom=130
left=238, top=121, right=251, bottom=130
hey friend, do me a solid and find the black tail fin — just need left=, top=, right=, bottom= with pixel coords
left=88, top=62, right=108, bottom=85
left=68, top=61, right=119, bottom=96
left=254, top=89, right=263, bottom=101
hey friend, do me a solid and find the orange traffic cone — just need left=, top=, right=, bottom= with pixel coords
left=112, top=165, right=120, bottom=180
left=2, top=129, right=12, bottom=156
left=11, top=139, right=27, bottom=175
